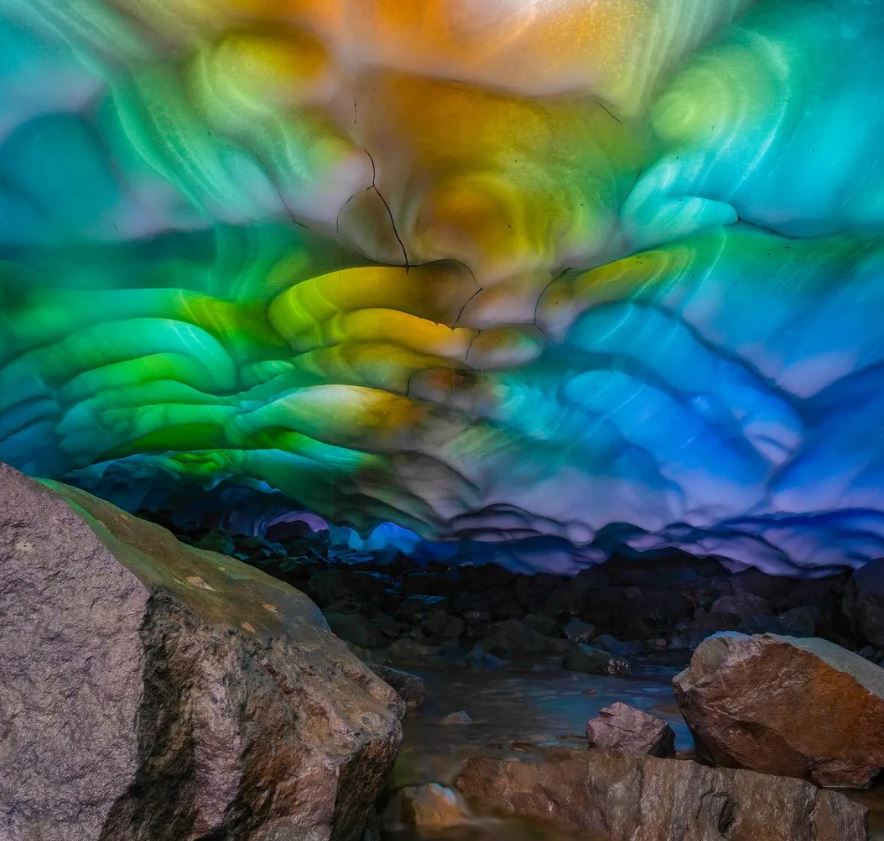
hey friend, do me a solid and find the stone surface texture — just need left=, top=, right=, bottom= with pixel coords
left=0, top=464, right=403, bottom=841
left=383, top=784, right=470, bottom=833
left=456, top=749, right=868, bottom=841
left=369, top=664, right=426, bottom=711
left=585, top=702, right=675, bottom=757
left=673, top=632, right=884, bottom=788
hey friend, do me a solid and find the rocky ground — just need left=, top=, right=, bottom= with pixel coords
left=4, top=468, right=883, bottom=841
left=174, top=522, right=884, bottom=670
left=164, top=521, right=884, bottom=840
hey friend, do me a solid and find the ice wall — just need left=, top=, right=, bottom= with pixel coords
left=1, top=0, right=884, bottom=573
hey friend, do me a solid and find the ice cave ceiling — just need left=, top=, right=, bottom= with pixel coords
left=1, top=0, right=884, bottom=574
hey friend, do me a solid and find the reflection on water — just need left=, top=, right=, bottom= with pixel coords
left=386, top=657, right=884, bottom=840
left=392, top=660, right=694, bottom=789
left=386, top=659, right=692, bottom=841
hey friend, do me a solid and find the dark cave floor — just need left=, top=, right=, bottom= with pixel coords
left=166, top=520, right=881, bottom=666
left=161, top=521, right=884, bottom=839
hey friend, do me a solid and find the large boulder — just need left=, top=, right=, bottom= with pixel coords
left=845, top=558, right=884, bottom=648
left=0, top=464, right=404, bottom=841
left=673, top=632, right=884, bottom=788
left=456, top=749, right=867, bottom=841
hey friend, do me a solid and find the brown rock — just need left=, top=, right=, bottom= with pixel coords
left=370, top=664, right=426, bottom=710
left=456, top=749, right=867, bottom=841
left=0, top=464, right=403, bottom=841
left=673, top=632, right=884, bottom=788
left=383, top=784, right=470, bottom=833
left=485, top=618, right=569, bottom=656
left=585, top=702, right=675, bottom=757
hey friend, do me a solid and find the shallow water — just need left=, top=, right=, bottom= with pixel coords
left=386, top=659, right=692, bottom=840
left=387, top=657, right=884, bottom=840
left=392, top=660, right=694, bottom=789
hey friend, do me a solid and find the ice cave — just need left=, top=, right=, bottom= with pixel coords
left=2, top=2, right=884, bottom=840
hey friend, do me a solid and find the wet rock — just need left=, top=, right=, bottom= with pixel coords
left=232, top=534, right=280, bottom=562
left=711, top=591, right=773, bottom=623
left=514, top=573, right=562, bottom=609
left=465, top=642, right=508, bottom=669
left=485, top=618, right=569, bottom=657
left=305, top=568, right=360, bottom=607
left=193, top=528, right=236, bottom=555
left=397, top=593, right=449, bottom=623
left=0, top=464, right=403, bottom=841
left=787, top=578, right=848, bottom=640
left=326, top=612, right=388, bottom=648
left=440, top=710, right=473, bottom=726
left=585, top=702, right=675, bottom=757
left=845, top=558, right=884, bottom=648
left=778, top=605, right=818, bottom=636
left=383, top=784, right=471, bottom=833
left=731, top=567, right=797, bottom=605
left=370, top=664, right=426, bottom=711
left=672, top=608, right=742, bottom=645
left=388, top=638, right=440, bottom=660
left=524, top=613, right=560, bottom=636
left=460, top=606, right=491, bottom=624
left=592, top=634, right=643, bottom=657
left=370, top=611, right=407, bottom=639
left=541, top=583, right=586, bottom=617
left=460, top=610, right=493, bottom=643
left=303, top=563, right=386, bottom=613
left=563, top=644, right=631, bottom=676
left=563, top=616, right=596, bottom=643
left=456, top=749, right=866, bottom=841
left=582, top=587, right=638, bottom=636
left=417, top=612, right=465, bottom=643
left=451, top=590, right=491, bottom=616
left=623, top=588, right=695, bottom=632
left=674, top=632, right=884, bottom=788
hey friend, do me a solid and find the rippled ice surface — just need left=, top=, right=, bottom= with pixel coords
left=387, top=659, right=884, bottom=841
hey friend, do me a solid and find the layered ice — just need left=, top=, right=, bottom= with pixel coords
left=1, top=0, right=884, bottom=573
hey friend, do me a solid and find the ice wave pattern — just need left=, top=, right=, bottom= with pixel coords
left=2, top=0, right=884, bottom=573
